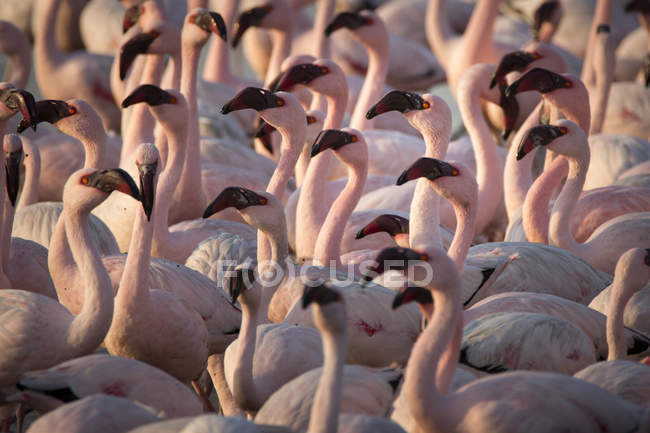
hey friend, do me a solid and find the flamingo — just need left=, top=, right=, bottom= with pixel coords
left=590, top=281, right=650, bottom=337
left=515, top=120, right=650, bottom=274
left=104, top=143, right=209, bottom=384
left=380, top=245, right=649, bottom=433
left=33, top=0, right=119, bottom=132
left=574, top=248, right=650, bottom=408
left=24, top=395, right=158, bottom=433
left=11, top=353, right=203, bottom=417
left=0, top=167, right=138, bottom=426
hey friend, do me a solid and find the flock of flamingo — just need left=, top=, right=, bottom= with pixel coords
left=0, top=0, right=649, bottom=431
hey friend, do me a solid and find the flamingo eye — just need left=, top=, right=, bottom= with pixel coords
left=565, top=81, right=572, bottom=88
left=170, top=96, right=177, bottom=104
left=68, top=106, right=77, bottom=115
left=451, top=169, right=459, bottom=176
left=560, top=127, right=567, bottom=134
left=81, top=176, right=89, bottom=185
left=189, top=16, right=195, bottom=23
left=321, top=67, right=329, bottom=74
left=422, top=101, right=430, bottom=109
left=277, top=98, right=284, bottom=106
left=351, top=135, right=358, bottom=142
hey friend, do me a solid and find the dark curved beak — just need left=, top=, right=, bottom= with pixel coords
left=396, top=157, right=459, bottom=186
left=366, top=90, right=427, bottom=119
left=301, top=283, right=341, bottom=308
left=254, top=118, right=276, bottom=154
left=361, top=247, right=428, bottom=283
left=645, top=248, right=650, bottom=266
left=18, top=99, right=75, bottom=133
left=203, top=186, right=268, bottom=218
left=516, top=124, right=566, bottom=160
left=490, top=51, right=540, bottom=89
left=5, top=148, right=21, bottom=207
left=222, top=87, right=284, bottom=114
left=644, top=54, right=650, bottom=88
left=533, top=0, right=560, bottom=39
left=499, top=89, right=520, bottom=140
left=355, top=214, right=409, bottom=240
left=505, top=67, right=572, bottom=97
left=224, top=267, right=255, bottom=305
left=4, top=89, right=38, bottom=133
left=122, top=5, right=141, bottom=33
left=325, top=12, right=370, bottom=36
left=232, top=4, right=272, bottom=48
left=119, top=31, right=159, bottom=80
left=311, top=129, right=358, bottom=157
left=191, top=11, right=228, bottom=41
left=122, top=84, right=176, bottom=108
left=625, top=0, right=650, bottom=13
left=392, top=285, right=433, bottom=309
left=137, top=162, right=157, bottom=221
left=274, top=63, right=329, bottom=92
left=84, top=168, right=140, bottom=199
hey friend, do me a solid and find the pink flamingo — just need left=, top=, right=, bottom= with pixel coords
left=575, top=248, right=650, bottom=408
left=590, top=282, right=650, bottom=337
left=516, top=119, right=650, bottom=274
left=0, top=167, right=138, bottom=427
left=104, top=143, right=209, bottom=384
left=11, top=353, right=203, bottom=417
left=380, top=245, right=649, bottom=433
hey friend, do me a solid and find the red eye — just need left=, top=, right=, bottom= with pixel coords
left=422, top=101, right=430, bottom=109
left=68, top=106, right=77, bottom=115
left=81, top=176, right=89, bottom=185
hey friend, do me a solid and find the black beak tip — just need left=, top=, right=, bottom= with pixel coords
left=489, top=76, right=497, bottom=89
left=502, top=129, right=512, bottom=140
left=221, top=104, right=232, bottom=115
left=354, top=229, right=365, bottom=240
left=365, top=108, right=376, bottom=120
left=396, top=172, right=408, bottom=186
left=391, top=296, right=402, bottom=310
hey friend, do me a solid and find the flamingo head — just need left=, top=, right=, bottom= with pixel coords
left=490, top=51, right=541, bottom=89
left=231, top=3, right=273, bottom=47
left=17, top=99, right=77, bottom=134
left=532, top=0, right=562, bottom=41
left=203, top=187, right=268, bottom=218
left=302, top=283, right=346, bottom=335
left=0, top=87, right=37, bottom=131
left=188, top=9, right=227, bottom=42
left=356, top=214, right=409, bottom=240
left=361, top=246, right=428, bottom=284
left=135, top=143, right=159, bottom=221
left=505, top=67, right=572, bottom=97
left=119, top=29, right=160, bottom=80
left=396, top=157, right=459, bottom=186
left=122, top=84, right=178, bottom=107
left=224, top=267, right=256, bottom=305
left=392, top=285, right=432, bottom=309
left=222, top=87, right=285, bottom=114
left=516, top=123, right=567, bottom=160
left=366, top=90, right=429, bottom=119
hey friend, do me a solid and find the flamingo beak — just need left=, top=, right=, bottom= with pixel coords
left=644, top=54, right=650, bottom=88
left=122, top=4, right=141, bottom=33
left=392, top=285, right=433, bottom=309
left=516, top=124, right=567, bottom=160
left=231, top=4, right=272, bottom=48
left=190, top=11, right=228, bottom=42
left=310, top=129, right=358, bottom=157
left=355, top=214, right=409, bottom=240
left=533, top=0, right=560, bottom=40
left=490, top=51, right=541, bottom=89
left=1, top=89, right=38, bottom=133
left=361, top=247, right=428, bottom=283
left=396, top=157, right=459, bottom=186
left=499, top=90, right=520, bottom=140
left=253, top=118, right=276, bottom=154
left=137, top=162, right=157, bottom=221
left=505, top=67, right=572, bottom=97
left=18, top=100, right=76, bottom=133
left=203, top=186, right=268, bottom=218
left=224, top=267, right=255, bottom=305
left=82, top=169, right=140, bottom=199
left=122, top=85, right=176, bottom=108
left=301, top=283, right=341, bottom=308
left=274, top=63, right=329, bottom=92
left=366, top=90, right=428, bottom=119
left=4, top=148, right=22, bottom=207
left=222, top=87, right=284, bottom=114
left=325, top=12, right=370, bottom=36
left=119, top=30, right=159, bottom=80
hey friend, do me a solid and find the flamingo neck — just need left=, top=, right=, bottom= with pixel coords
left=153, top=119, right=188, bottom=242
left=312, top=0, right=335, bottom=59
left=115, top=204, right=153, bottom=311
left=1, top=190, right=14, bottom=273
left=404, top=268, right=460, bottom=433
left=457, top=65, right=503, bottom=235
left=162, top=51, right=183, bottom=91
left=36, top=0, right=65, bottom=69
left=606, top=266, right=637, bottom=361
left=202, top=0, right=238, bottom=83
left=48, top=213, right=77, bottom=309
left=548, top=146, right=589, bottom=260
left=504, top=102, right=544, bottom=221
left=0, top=168, right=8, bottom=289
left=350, top=37, right=389, bottom=131
left=81, top=128, right=107, bottom=170
left=425, top=0, right=455, bottom=69
left=307, top=318, right=347, bottom=433
left=295, top=92, right=346, bottom=259
left=446, top=198, right=476, bottom=273
left=522, top=155, right=568, bottom=243
left=545, top=84, right=591, bottom=135
left=459, top=0, right=501, bottom=65
left=63, top=200, right=114, bottom=358
left=120, top=55, right=163, bottom=166
left=589, top=29, right=615, bottom=135
left=2, top=42, right=30, bottom=90
left=313, top=154, right=367, bottom=268
left=174, top=35, right=208, bottom=220
left=581, top=0, right=614, bottom=89
left=409, top=117, right=450, bottom=248
left=17, top=141, right=41, bottom=211
left=265, top=28, right=292, bottom=87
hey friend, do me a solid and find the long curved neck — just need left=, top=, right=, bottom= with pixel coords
left=312, top=0, right=335, bottom=59
left=581, top=0, right=613, bottom=90
left=17, top=141, right=42, bottom=211
left=409, top=120, right=450, bottom=248
left=120, top=55, right=163, bottom=167
left=295, top=92, right=346, bottom=259
left=202, top=0, right=238, bottom=83
left=48, top=212, right=77, bottom=304
left=35, top=0, right=66, bottom=69
left=404, top=272, right=460, bottom=433
left=521, top=155, right=568, bottom=243
left=265, top=28, right=292, bottom=87
left=2, top=39, right=31, bottom=90
left=258, top=124, right=304, bottom=264
left=162, top=50, right=183, bottom=91
left=63, top=201, right=114, bottom=357
left=459, top=0, right=501, bottom=66
left=425, top=0, right=455, bottom=69
left=115, top=202, right=153, bottom=312
left=606, top=269, right=635, bottom=361
left=307, top=319, right=347, bottom=433
left=349, top=37, right=389, bottom=131
left=0, top=171, right=8, bottom=288
left=80, top=128, right=107, bottom=170
left=313, top=155, right=367, bottom=268
left=174, top=34, right=207, bottom=220
left=2, top=190, right=14, bottom=273
left=456, top=67, right=503, bottom=235
left=446, top=197, right=475, bottom=273
left=153, top=118, right=188, bottom=243
left=589, top=30, right=615, bottom=135
left=504, top=101, right=543, bottom=221
left=548, top=145, right=589, bottom=259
